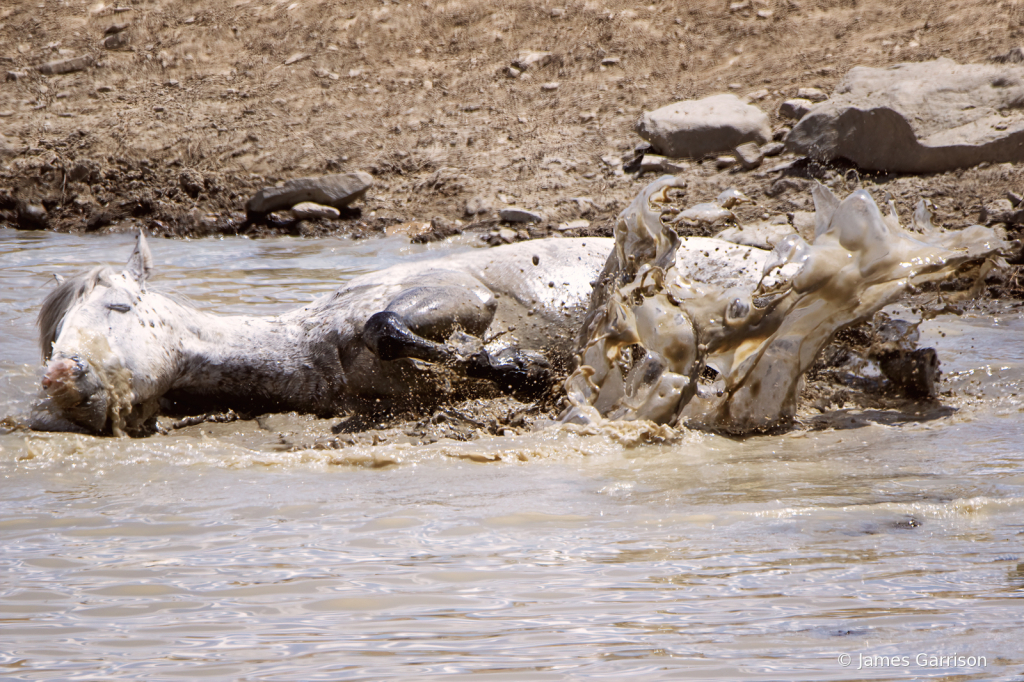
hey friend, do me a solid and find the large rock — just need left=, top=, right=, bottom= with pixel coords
left=36, top=55, right=94, bottom=75
left=634, top=94, right=771, bottom=159
left=787, top=59, right=1024, bottom=172
left=246, top=172, right=372, bottom=214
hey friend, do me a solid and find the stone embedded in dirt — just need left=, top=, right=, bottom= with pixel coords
left=734, top=141, right=764, bottom=169
left=980, top=198, right=1024, bottom=224
left=761, top=141, right=785, bottom=157
left=671, top=202, right=735, bottom=227
left=779, top=98, right=814, bottom=120
left=991, top=47, right=1024, bottom=64
left=464, top=195, right=494, bottom=216
left=246, top=172, right=373, bottom=214
left=385, top=221, right=432, bottom=238
left=36, top=55, right=94, bottom=75
left=102, top=32, right=130, bottom=49
left=6, top=71, right=28, bottom=82
left=512, top=51, right=556, bottom=71
left=541, top=82, right=560, bottom=91
left=557, top=219, right=590, bottom=231
left=290, top=202, right=341, bottom=220
left=797, top=86, right=828, bottom=102
left=634, top=94, right=770, bottom=159
left=790, top=210, right=816, bottom=240
left=105, top=22, right=130, bottom=34
left=179, top=169, right=205, bottom=197
left=715, top=155, right=737, bottom=170
left=716, top=188, right=751, bottom=208
left=498, top=208, right=543, bottom=223
left=601, top=56, right=621, bottom=66
left=717, top=219, right=795, bottom=249
left=638, top=154, right=689, bottom=174
left=505, top=66, right=522, bottom=78
left=1007, top=190, right=1023, bottom=207
left=284, top=53, right=311, bottom=65
left=787, top=59, right=1024, bottom=172
left=19, top=203, right=48, bottom=228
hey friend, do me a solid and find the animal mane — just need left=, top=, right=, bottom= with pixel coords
left=37, top=266, right=112, bottom=361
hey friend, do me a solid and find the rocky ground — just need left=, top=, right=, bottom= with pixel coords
left=1, top=0, right=1024, bottom=253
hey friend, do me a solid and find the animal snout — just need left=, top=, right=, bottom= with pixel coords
left=42, top=356, right=85, bottom=390
left=41, top=355, right=110, bottom=432
left=42, top=356, right=102, bottom=409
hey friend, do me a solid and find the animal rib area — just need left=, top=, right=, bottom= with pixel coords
left=563, top=176, right=1014, bottom=433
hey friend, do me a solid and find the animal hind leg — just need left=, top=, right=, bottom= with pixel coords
left=362, top=284, right=495, bottom=362
left=361, top=285, right=552, bottom=397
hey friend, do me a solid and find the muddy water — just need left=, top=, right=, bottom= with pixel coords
left=1, top=228, right=1021, bottom=681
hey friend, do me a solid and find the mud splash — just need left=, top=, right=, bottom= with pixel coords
left=564, top=176, right=1017, bottom=433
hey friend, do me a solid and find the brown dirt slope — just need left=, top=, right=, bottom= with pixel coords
left=1, top=0, right=1023, bottom=266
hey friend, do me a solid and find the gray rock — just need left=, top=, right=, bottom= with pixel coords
left=734, top=141, right=763, bottom=169
left=1007, top=190, right=1023, bottom=207
left=499, top=208, right=543, bottom=223
left=541, top=82, right=560, bottom=91
left=558, top=219, right=590, bottom=231
left=787, top=59, right=1024, bottom=172
left=991, top=47, right=1024, bottom=64
left=36, top=55, right=94, bottom=75
left=761, top=141, right=785, bottom=157
left=512, top=51, right=556, bottom=71
left=796, top=86, right=827, bottom=102
left=464, top=195, right=493, bottom=216
left=6, top=71, right=28, bottom=82
left=19, top=203, right=48, bottom=227
left=102, top=32, right=130, bottom=49
left=715, top=155, right=736, bottom=170
left=779, top=98, right=814, bottom=120
left=671, top=203, right=735, bottom=227
left=716, top=188, right=751, bottom=208
left=981, top=198, right=1024, bottom=224
left=638, top=154, right=690, bottom=174
left=634, top=94, right=771, bottom=159
left=790, top=210, right=816, bottom=240
left=105, top=22, right=130, bottom=34
left=290, top=202, right=340, bottom=220
left=717, top=220, right=795, bottom=249
left=246, top=172, right=373, bottom=214
left=498, top=227, right=518, bottom=242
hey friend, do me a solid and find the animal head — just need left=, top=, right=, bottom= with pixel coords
left=37, top=231, right=169, bottom=435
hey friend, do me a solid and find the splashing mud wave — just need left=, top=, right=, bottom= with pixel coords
left=564, top=176, right=1017, bottom=433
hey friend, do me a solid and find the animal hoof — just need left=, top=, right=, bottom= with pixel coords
left=466, top=349, right=553, bottom=398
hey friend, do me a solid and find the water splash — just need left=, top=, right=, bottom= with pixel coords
left=564, top=176, right=1017, bottom=434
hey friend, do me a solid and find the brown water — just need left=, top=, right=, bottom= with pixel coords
left=1, top=228, right=1022, bottom=681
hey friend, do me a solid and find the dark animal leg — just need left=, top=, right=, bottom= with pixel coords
left=463, top=347, right=552, bottom=398
left=361, top=284, right=553, bottom=397
left=362, top=312, right=451, bottom=364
